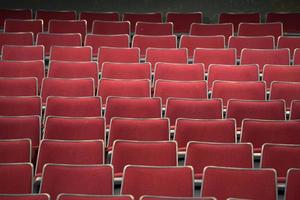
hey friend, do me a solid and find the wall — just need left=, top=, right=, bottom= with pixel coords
left=1, top=0, right=300, bottom=22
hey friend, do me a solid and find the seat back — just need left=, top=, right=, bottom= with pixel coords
left=135, top=22, right=173, bottom=35
left=79, top=11, right=120, bottom=32
left=0, top=116, right=41, bottom=150
left=108, top=117, right=169, bottom=150
left=101, top=62, right=151, bottom=80
left=0, top=32, right=33, bottom=52
left=228, top=36, right=275, bottom=58
left=227, top=99, right=286, bottom=129
left=193, top=48, right=236, bottom=72
left=165, top=98, right=223, bottom=127
left=175, top=118, right=236, bottom=151
left=154, top=80, right=208, bottom=106
left=111, top=141, right=177, bottom=176
left=261, top=143, right=300, bottom=182
left=0, top=139, right=31, bottom=163
left=92, top=20, right=130, bottom=35
left=44, top=96, right=101, bottom=118
left=36, top=33, right=82, bottom=56
left=190, top=23, right=233, bottom=45
left=180, top=35, right=225, bottom=59
left=0, top=96, right=41, bottom=116
left=1, top=45, right=44, bottom=61
left=201, top=166, right=277, bottom=200
left=185, top=142, right=253, bottom=179
left=240, top=48, right=290, bottom=72
left=211, top=81, right=266, bottom=107
left=0, top=163, right=33, bottom=194
left=132, top=35, right=177, bottom=58
left=0, top=8, right=32, bottom=29
left=4, top=19, right=43, bottom=38
left=285, top=168, right=300, bottom=200
left=40, top=164, right=113, bottom=200
left=41, top=77, right=95, bottom=104
left=50, top=46, right=92, bottom=61
left=219, top=12, right=260, bottom=32
left=123, top=12, right=162, bottom=32
left=166, top=12, right=202, bottom=34
left=97, top=78, right=151, bottom=105
left=85, top=34, right=129, bottom=57
left=36, top=140, right=104, bottom=176
left=35, top=10, right=76, bottom=31
left=241, top=119, right=300, bottom=153
left=44, top=116, right=105, bottom=141
left=0, top=60, right=44, bottom=91
left=98, top=47, right=140, bottom=69
left=105, top=97, right=162, bottom=126
left=266, top=12, right=300, bottom=34
left=121, top=165, right=194, bottom=200
left=0, top=77, right=37, bottom=96
left=208, top=64, right=259, bottom=90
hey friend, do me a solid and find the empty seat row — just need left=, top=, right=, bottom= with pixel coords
left=1, top=9, right=300, bottom=34
left=1, top=112, right=300, bottom=153
left=0, top=162, right=299, bottom=200
left=2, top=139, right=300, bottom=184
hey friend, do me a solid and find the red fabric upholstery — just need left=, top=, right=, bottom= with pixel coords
left=0, top=8, right=32, bottom=29
left=263, top=65, right=300, bottom=90
left=154, top=80, right=207, bottom=106
left=57, top=194, right=132, bottom=200
left=135, top=22, right=173, bottom=35
left=0, top=194, right=49, bottom=200
left=193, top=48, right=236, bottom=72
left=85, top=34, right=129, bottom=57
left=79, top=11, right=120, bottom=32
left=4, top=19, right=43, bottom=38
left=146, top=48, right=188, bottom=71
left=35, top=140, right=104, bottom=177
left=102, top=62, right=151, bottom=80
left=240, top=48, right=290, bottom=72
left=123, top=12, right=162, bottom=32
left=92, top=21, right=130, bottom=35
left=41, top=78, right=95, bottom=104
left=40, top=164, right=113, bottom=200
left=0, top=139, right=31, bottom=163
left=266, top=12, right=300, bottom=34
left=175, top=118, right=236, bottom=151
left=208, top=64, right=259, bottom=90
left=0, top=77, right=37, bottom=96
left=166, top=12, right=202, bottom=34
left=201, top=166, right=277, bottom=200
left=227, top=99, right=285, bottom=129
left=111, top=141, right=177, bottom=177
left=0, top=163, right=33, bottom=194
left=154, top=63, right=204, bottom=82
left=190, top=23, right=233, bottom=45
left=50, top=46, right=92, bottom=61
left=285, top=168, right=300, bottom=200
left=132, top=35, right=177, bottom=58
left=121, top=165, right=194, bottom=200
left=241, top=119, right=300, bottom=153
left=98, top=47, right=140, bottom=70
left=108, top=117, right=168, bottom=150
left=0, top=96, right=41, bottom=116
left=228, top=36, right=274, bottom=58
left=219, top=12, right=260, bottom=32
left=45, top=96, right=101, bottom=118
left=1, top=45, right=44, bottom=61
left=0, top=116, right=40, bottom=150
left=270, top=81, right=300, bottom=109
left=44, top=116, right=105, bottom=141
left=105, top=97, right=161, bottom=125
left=211, top=81, right=266, bottom=107
left=186, top=142, right=253, bottom=179
left=98, top=78, right=150, bottom=105
left=35, top=10, right=76, bottom=31
left=0, top=32, right=33, bottom=50
left=180, top=35, right=225, bottom=59
left=36, top=33, right=81, bottom=56
left=290, top=100, right=300, bottom=119
left=261, top=143, right=300, bottom=183
left=165, top=98, right=223, bottom=127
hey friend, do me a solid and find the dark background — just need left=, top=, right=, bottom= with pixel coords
left=1, top=0, right=300, bottom=22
